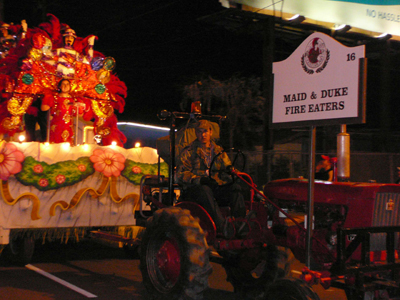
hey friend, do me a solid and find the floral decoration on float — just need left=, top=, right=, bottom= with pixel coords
left=0, top=142, right=168, bottom=220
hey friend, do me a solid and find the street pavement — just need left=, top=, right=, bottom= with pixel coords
left=0, top=240, right=347, bottom=300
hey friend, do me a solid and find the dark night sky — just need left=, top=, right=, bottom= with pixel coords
left=4, top=0, right=400, bottom=142
left=2, top=0, right=264, bottom=126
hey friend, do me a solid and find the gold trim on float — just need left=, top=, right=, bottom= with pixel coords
left=7, top=95, right=33, bottom=116
left=1, top=180, right=41, bottom=220
left=91, top=100, right=113, bottom=119
left=110, top=176, right=140, bottom=210
left=50, top=175, right=139, bottom=216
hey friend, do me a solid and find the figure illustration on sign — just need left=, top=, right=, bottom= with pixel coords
left=302, top=36, right=330, bottom=74
left=308, top=38, right=321, bottom=64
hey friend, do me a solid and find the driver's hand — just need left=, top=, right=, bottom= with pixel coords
left=226, top=165, right=235, bottom=174
left=200, top=177, right=218, bottom=188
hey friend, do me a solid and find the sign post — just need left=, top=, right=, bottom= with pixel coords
left=271, top=32, right=366, bottom=268
left=306, top=125, right=316, bottom=268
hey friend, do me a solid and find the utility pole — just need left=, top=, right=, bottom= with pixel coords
left=263, top=16, right=274, bottom=181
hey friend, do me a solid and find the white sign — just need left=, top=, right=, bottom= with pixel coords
left=227, top=0, right=400, bottom=37
left=272, top=32, right=365, bottom=128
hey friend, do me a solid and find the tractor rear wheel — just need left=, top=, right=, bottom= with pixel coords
left=223, top=245, right=294, bottom=299
left=140, top=207, right=212, bottom=300
left=264, top=278, right=320, bottom=300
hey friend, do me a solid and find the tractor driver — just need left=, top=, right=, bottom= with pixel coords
left=176, top=120, right=246, bottom=235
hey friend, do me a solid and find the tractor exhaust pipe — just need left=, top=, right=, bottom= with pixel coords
left=337, top=125, right=350, bottom=181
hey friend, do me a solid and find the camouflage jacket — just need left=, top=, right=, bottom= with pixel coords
left=176, top=139, right=232, bottom=187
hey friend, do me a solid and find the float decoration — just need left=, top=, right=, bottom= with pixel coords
left=0, top=141, right=41, bottom=220
left=49, top=175, right=141, bottom=217
left=15, top=156, right=94, bottom=191
left=49, top=175, right=112, bottom=216
left=1, top=180, right=41, bottom=220
left=0, top=14, right=127, bottom=146
left=0, top=141, right=24, bottom=180
left=13, top=153, right=167, bottom=191
left=122, top=160, right=168, bottom=184
left=0, top=143, right=168, bottom=220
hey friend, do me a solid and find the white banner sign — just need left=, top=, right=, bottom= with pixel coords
left=272, top=32, right=365, bottom=128
left=228, top=0, right=400, bottom=37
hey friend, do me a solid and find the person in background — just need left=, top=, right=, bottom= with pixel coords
left=24, top=95, right=48, bottom=142
left=395, top=167, right=400, bottom=184
left=41, top=78, right=83, bottom=144
left=43, top=27, right=95, bottom=78
left=315, top=155, right=333, bottom=181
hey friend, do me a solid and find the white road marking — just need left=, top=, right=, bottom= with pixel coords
left=25, top=264, right=98, bottom=298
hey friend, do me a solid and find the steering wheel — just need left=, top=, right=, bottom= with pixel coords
left=232, top=150, right=246, bottom=172
left=208, top=149, right=246, bottom=182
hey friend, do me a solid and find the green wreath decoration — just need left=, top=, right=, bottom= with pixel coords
left=15, top=156, right=95, bottom=191
left=14, top=156, right=168, bottom=191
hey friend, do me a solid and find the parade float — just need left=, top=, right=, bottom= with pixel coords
left=0, top=15, right=166, bottom=263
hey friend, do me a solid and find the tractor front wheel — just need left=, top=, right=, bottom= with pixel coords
left=140, top=207, right=212, bottom=300
left=223, top=245, right=294, bottom=299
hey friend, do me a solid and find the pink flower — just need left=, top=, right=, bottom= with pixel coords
left=132, top=166, right=142, bottom=174
left=56, top=174, right=65, bottom=184
left=33, top=164, right=43, bottom=173
left=77, top=164, right=86, bottom=172
left=0, top=142, right=25, bottom=181
left=90, top=148, right=126, bottom=177
left=39, top=178, right=48, bottom=187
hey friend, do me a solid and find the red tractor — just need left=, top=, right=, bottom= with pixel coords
left=263, top=177, right=400, bottom=299
left=138, top=111, right=400, bottom=300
